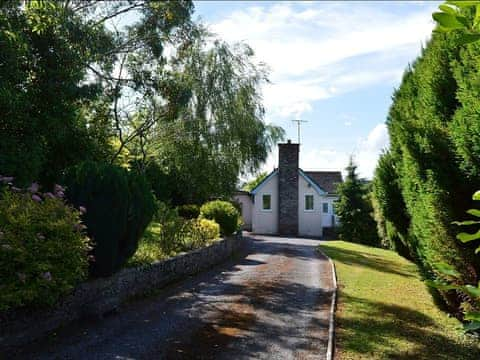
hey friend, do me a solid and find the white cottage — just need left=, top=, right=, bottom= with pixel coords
left=234, top=141, right=342, bottom=238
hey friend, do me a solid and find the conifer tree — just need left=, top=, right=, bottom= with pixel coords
left=336, top=158, right=379, bottom=246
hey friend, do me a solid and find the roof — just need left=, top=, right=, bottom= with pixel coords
left=250, top=169, right=278, bottom=195
left=303, top=171, right=342, bottom=194
left=249, top=169, right=342, bottom=196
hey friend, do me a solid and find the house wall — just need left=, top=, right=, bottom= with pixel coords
left=298, top=175, right=323, bottom=237
left=233, top=193, right=252, bottom=230
left=252, top=173, right=279, bottom=234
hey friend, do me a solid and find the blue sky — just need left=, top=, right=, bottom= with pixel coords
left=193, top=1, right=440, bottom=178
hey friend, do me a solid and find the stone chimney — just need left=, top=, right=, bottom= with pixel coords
left=278, top=140, right=299, bottom=236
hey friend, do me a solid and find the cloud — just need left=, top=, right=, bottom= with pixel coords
left=209, top=2, right=436, bottom=118
left=355, top=123, right=390, bottom=178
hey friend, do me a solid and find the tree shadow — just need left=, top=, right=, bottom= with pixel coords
left=321, top=245, right=416, bottom=278
left=337, top=293, right=480, bottom=359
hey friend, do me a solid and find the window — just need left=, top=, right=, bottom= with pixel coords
left=323, top=203, right=329, bottom=213
left=305, top=195, right=314, bottom=211
left=262, top=194, right=271, bottom=210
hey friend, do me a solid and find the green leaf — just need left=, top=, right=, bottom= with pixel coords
left=452, top=220, right=480, bottom=226
left=434, top=262, right=460, bottom=277
left=467, top=209, right=480, bottom=217
left=425, top=279, right=458, bottom=291
left=456, top=230, right=480, bottom=243
left=447, top=1, right=480, bottom=8
left=459, top=33, right=480, bottom=44
left=439, top=4, right=458, bottom=15
left=464, top=311, right=480, bottom=322
left=463, top=321, right=480, bottom=332
left=463, top=285, right=480, bottom=298
left=433, top=12, right=466, bottom=30
left=473, top=191, right=480, bottom=200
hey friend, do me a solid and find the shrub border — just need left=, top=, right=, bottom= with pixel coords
left=1, top=232, right=243, bottom=351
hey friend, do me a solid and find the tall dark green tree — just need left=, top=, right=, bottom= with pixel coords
left=336, top=158, right=380, bottom=246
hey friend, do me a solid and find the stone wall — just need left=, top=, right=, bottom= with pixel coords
left=278, top=141, right=299, bottom=235
left=0, top=233, right=243, bottom=350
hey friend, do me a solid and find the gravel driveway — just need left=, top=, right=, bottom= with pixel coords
left=17, top=235, right=334, bottom=360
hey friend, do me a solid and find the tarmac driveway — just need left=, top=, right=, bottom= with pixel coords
left=18, top=235, right=334, bottom=360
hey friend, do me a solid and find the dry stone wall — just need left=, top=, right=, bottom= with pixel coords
left=0, top=233, right=243, bottom=350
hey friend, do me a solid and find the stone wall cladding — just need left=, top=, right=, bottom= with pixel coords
left=278, top=142, right=299, bottom=235
left=0, top=233, right=243, bottom=350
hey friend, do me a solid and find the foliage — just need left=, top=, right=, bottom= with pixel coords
left=433, top=1, right=480, bottom=44
left=320, top=241, right=480, bottom=359
left=0, top=1, right=115, bottom=186
left=0, top=178, right=90, bottom=311
left=374, top=27, right=480, bottom=312
left=336, top=158, right=380, bottom=246
left=200, top=200, right=240, bottom=237
left=63, top=162, right=155, bottom=277
left=129, top=204, right=220, bottom=266
left=242, top=172, right=268, bottom=192
left=177, top=204, right=200, bottom=219
left=372, top=151, right=413, bottom=259
left=136, top=38, right=285, bottom=204
left=427, top=191, right=480, bottom=332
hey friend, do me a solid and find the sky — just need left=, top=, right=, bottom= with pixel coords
left=193, top=0, right=440, bottom=179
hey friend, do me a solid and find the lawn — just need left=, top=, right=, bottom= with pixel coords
left=127, top=222, right=168, bottom=267
left=320, top=241, right=480, bottom=360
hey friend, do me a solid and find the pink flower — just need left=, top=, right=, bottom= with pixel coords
left=56, top=191, right=64, bottom=198
left=28, top=182, right=40, bottom=193
left=32, top=194, right=42, bottom=202
left=36, top=233, right=45, bottom=240
left=79, top=206, right=87, bottom=214
left=41, top=272, right=52, bottom=281
left=54, top=184, right=65, bottom=193
left=44, top=192, right=55, bottom=199
left=11, top=186, right=21, bottom=192
left=74, top=223, right=87, bottom=231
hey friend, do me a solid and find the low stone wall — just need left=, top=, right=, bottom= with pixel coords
left=1, top=233, right=243, bottom=350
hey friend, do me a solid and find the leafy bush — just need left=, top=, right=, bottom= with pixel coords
left=0, top=179, right=90, bottom=311
left=200, top=200, right=239, bottom=236
left=177, top=204, right=200, bottom=219
left=180, top=218, right=220, bottom=251
left=63, top=162, right=156, bottom=277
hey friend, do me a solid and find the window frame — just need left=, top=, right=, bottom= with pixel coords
left=322, top=202, right=329, bottom=214
left=304, top=194, right=315, bottom=212
left=261, top=193, right=272, bottom=211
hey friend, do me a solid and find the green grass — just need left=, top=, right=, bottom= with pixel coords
left=320, top=241, right=480, bottom=360
left=127, top=222, right=168, bottom=267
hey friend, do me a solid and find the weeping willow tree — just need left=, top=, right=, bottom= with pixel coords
left=128, top=35, right=285, bottom=204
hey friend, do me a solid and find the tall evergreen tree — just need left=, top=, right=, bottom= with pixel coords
left=336, top=158, right=380, bottom=246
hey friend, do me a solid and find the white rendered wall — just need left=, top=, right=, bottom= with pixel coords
left=252, top=174, right=279, bottom=234
left=298, top=175, right=323, bottom=237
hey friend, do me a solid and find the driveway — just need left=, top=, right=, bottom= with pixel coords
left=16, top=235, right=334, bottom=359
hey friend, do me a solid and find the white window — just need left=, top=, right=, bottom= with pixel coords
left=305, top=194, right=314, bottom=211
left=262, top=194, right=271, bottom=211
left=322, top=203, right=329, bottom=213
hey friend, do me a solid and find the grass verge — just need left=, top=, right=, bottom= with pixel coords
left=320, top=241, right=480, bottom=360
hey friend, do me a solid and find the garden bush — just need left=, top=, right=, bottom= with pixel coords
left=0, top=178, right=90, bottom=311
left=200, top=200, right=239, bottom=236
left=177, top=204, right=200, bottom=219
left=63, top=162, right=155, bottom=277
left=180, top=218, right=220, bottom=251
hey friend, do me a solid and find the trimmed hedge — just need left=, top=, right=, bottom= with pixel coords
left=200, top=200, right=239, bottom=236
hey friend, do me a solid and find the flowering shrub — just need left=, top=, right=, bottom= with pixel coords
left=180, top=218, right=220, bottom=251
left=0, top=177, right=90, bottom=311
left=200, top=200, right=240, bottom=236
